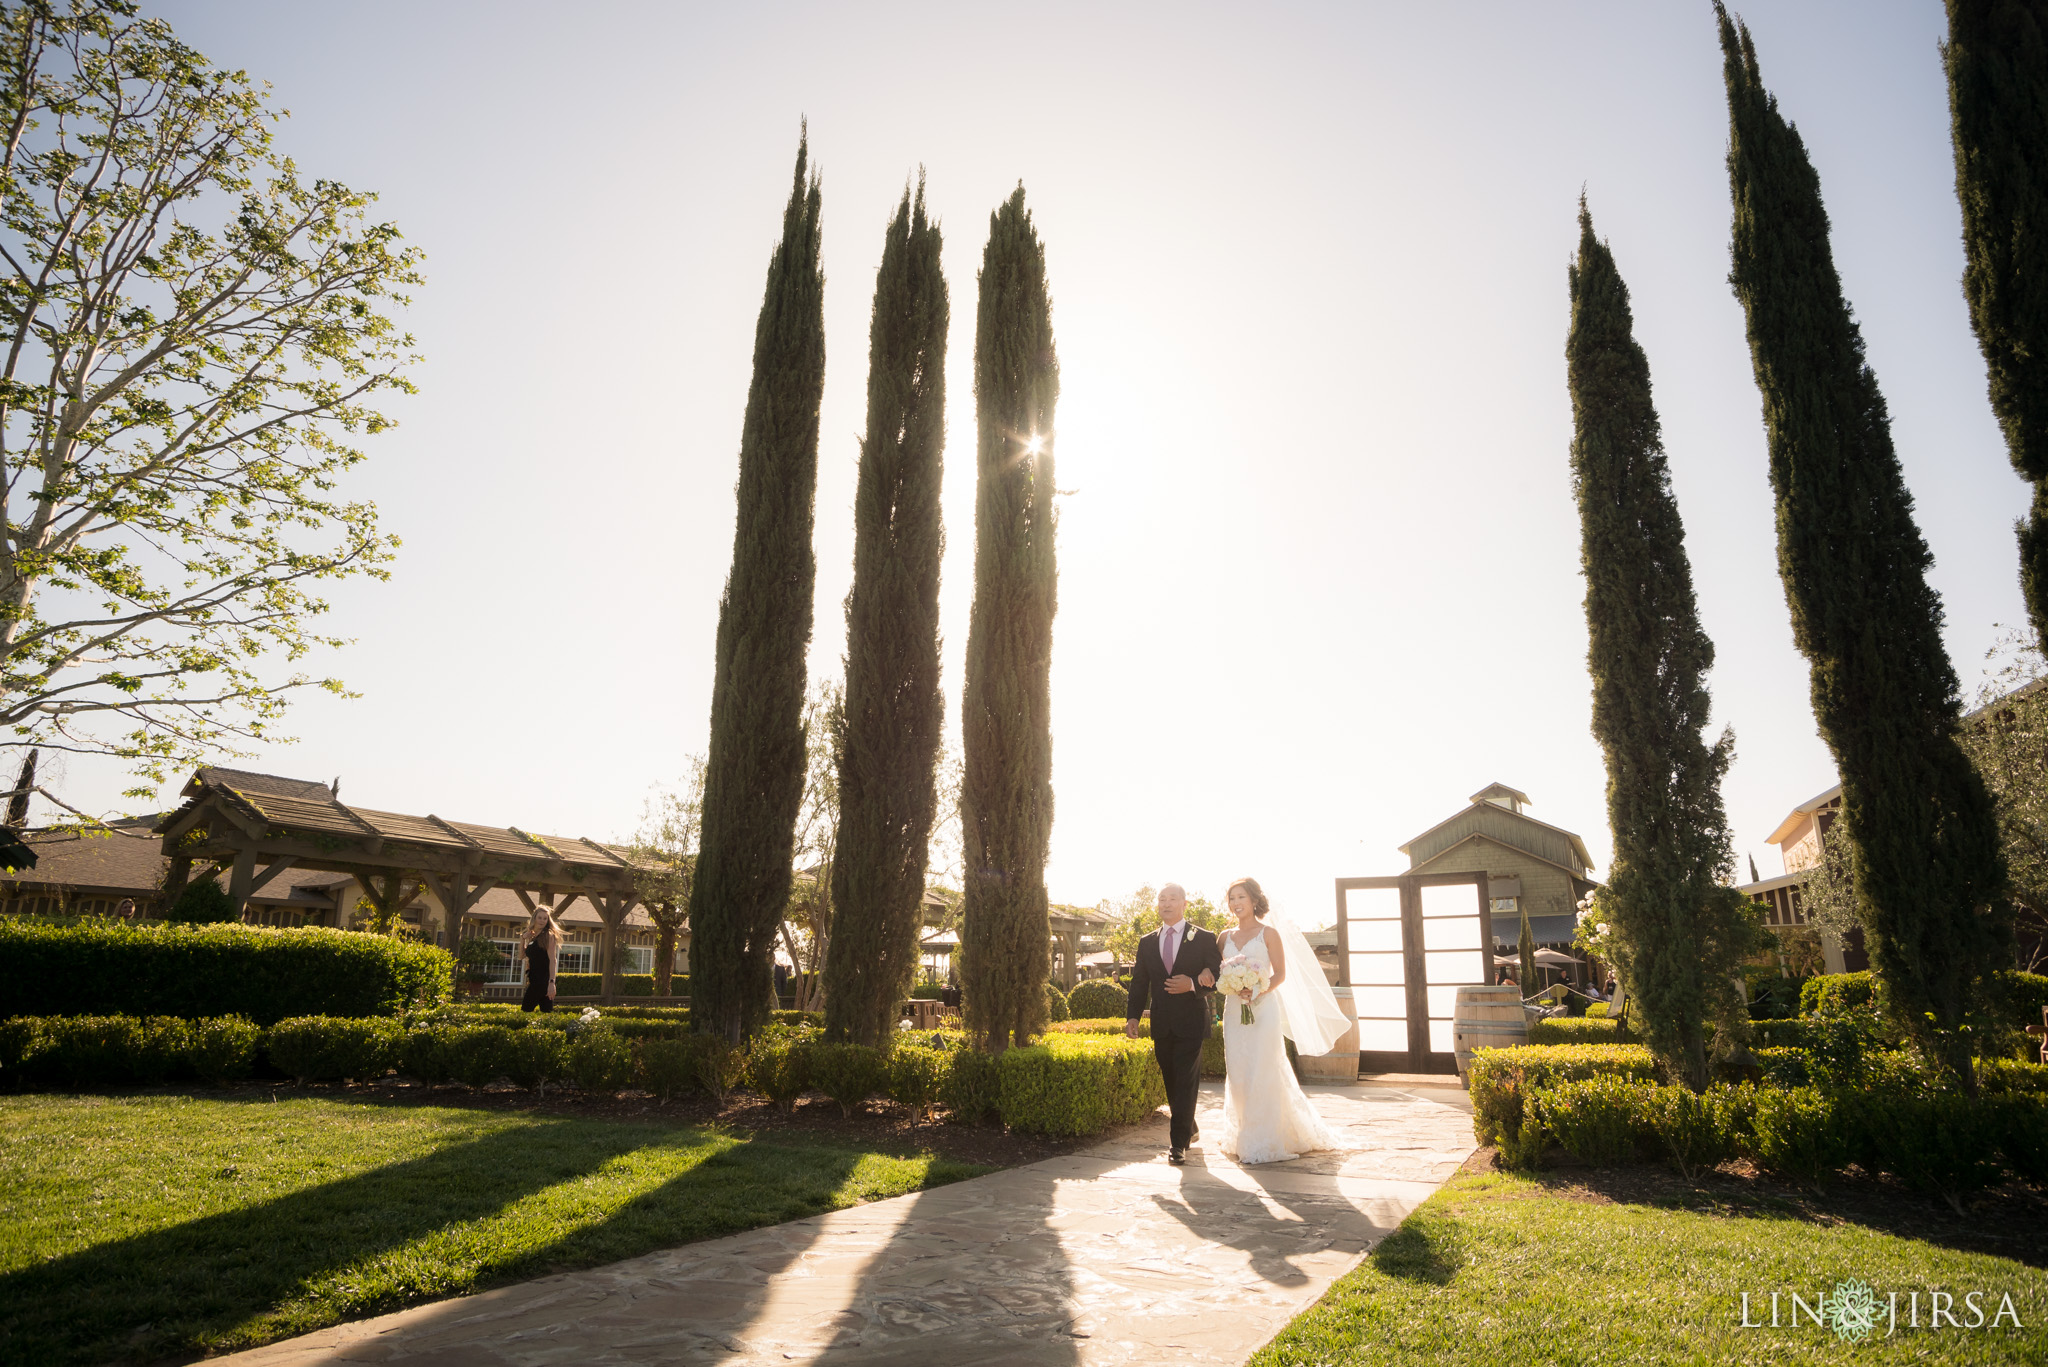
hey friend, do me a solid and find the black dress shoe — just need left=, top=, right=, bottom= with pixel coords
left=1168, top=1148, right=1186, bottom=1165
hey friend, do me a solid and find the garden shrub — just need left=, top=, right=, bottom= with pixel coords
left=636, top=1037, right=700, bottom=1103
left=887, top=1044, right=950, bottom=1121
left=810, top=1042, right=887, bottom=1117
left=1202, top=1033, right=1226, bottom=1078
left=1977, top=1058, right=2048, bottom=1094
left=1993, top=1094, right=2048, bottom=1184
left=694, top=1036, right=749, bottom=1104
left=1747, top=1086, right=1852, bottom=1188
left=1585, top=1001, right=1610, bottom=1018
left=1, top=1015, right=185, bottom=1087
left=1749, top=1019, right=1821, bottom=1050
left=1527, top=1017, right=1618, bottom=1045
left=1865, top=1091, right=2005, bottom=1215
left=747, top=1034, right=814, bottom=1112
left=1800, top=971, right=1875, bottom=1017
left=566, top=1023, right=633, bottom=1093
left=1066, top=980, right=1127, bottom=1019
left=163, top=880, right=239, bottom=924
left=442, top=1025, right=518, bottom=1086
left=1530, top=1075, right=1652, bottom=1167
left=264, top=1016, right=402, bottom=1083
left=1466, top=1044, right=1658, bottom=1147
left=1752, top=1046, right=1811, bottom=1087
left=553, top=973, right=678, bottom=997
left=996, top=1035, right=1164, bottom=1136
left=501, top=1027, right=567, bottom=1092
left=909, top=984, right=944, bottom=1001
left=1047, top=1018, right=1130, bottom=1035
left=1044, top=982, right=1071, bottom=1023
left=1644, top=1084, right=1737, bottom=1180
left=942, top=1046, right=1002, bottom=1124
left=185, top=1016, right=262, bottom=1084
left=3, top=920, right=452, bottom=1023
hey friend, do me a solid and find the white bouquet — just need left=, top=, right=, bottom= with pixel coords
left=1214, top=955, right=1270, bottom=1025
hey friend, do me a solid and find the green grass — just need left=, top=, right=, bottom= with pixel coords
left=1253, top=1172, right=2048, bottom=1365
left=0, top=1092, right=987, bottom=1365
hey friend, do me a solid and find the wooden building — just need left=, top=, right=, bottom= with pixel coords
left=1734, top=784, right=1867, bottom=976
left=1399, top=783, right=1601, bottom=981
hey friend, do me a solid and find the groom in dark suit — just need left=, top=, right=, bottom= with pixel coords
left=1126, top=883, right=1221, bottom=1164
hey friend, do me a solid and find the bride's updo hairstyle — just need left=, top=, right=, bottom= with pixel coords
left=1227, top=877, right=1271, bottom=919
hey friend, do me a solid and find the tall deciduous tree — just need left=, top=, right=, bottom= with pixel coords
left=1943, top=0, right=2048, bottom=650
left=0, top=2, right=416, bottom=797
left=1717, top=6, right=2009, bottom=1089
left=630, top=755, right=705, bottom=998
left=1567, top=202, right=1757, bottom=1091
left=960, top=185, right=1058, bottom=1054
left=689, top=134, right=824, bottom=1043
left=824, top=179, right=949, bottom=1048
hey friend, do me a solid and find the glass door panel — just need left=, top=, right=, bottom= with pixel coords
left=1349, top=919, right=1403, bottom=952
left=1427, top=1019, right=1456, bottom=1053
left=1420, top=882, right=1482, bottom=918
left=1424, top=949, right=1488, bottom=985
left=1345, top=886, right=1402, bottom=920
left=1357, top=1018, right=1409, bottom=1052
left=1351, top=951, right=1406, bottom=985
left=1353, top=985, right=1406, bottom=1019
left=1422, top=915, right=1482, bottom=950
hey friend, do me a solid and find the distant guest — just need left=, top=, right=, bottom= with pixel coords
left=115, top=898, right=137, bottom=922
left=521, top=904, right=562, bottom=1012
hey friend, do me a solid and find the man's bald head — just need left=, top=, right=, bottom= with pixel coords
left=1157, top=884, right=1188, bottom=924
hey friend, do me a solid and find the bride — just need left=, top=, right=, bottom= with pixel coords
left=1216, top=876, right=1349, bottom=1164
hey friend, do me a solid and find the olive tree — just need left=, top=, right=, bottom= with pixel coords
left=0, top=2, right=417, bottom=797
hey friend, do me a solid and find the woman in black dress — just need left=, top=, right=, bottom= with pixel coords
left=520, top=904, right=561, bottom=1012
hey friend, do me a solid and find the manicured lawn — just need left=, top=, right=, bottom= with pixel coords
left=1253, top=1171, right=2048, bottom=1365
left=0, top=1092, right=988, bottom=1365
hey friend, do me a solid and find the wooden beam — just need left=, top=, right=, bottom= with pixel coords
left=512, top=887, right=540, bottom=916
left=168, top=833, right=638, bottom=898
left=245, top=855, right=300, bottom=896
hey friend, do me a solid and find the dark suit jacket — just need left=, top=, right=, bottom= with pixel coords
left=1126, top=922, right=1221, bottom=1039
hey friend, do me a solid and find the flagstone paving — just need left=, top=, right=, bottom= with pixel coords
left=215, top=1079, right=1477, bottom=1367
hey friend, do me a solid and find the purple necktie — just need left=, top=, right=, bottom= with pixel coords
left=1162, top=924, right=1177, bottom=972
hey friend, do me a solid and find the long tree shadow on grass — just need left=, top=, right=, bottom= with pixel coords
left=0, top=1104, right=865, bottom=1367
left=1525, top=1161, right=2048, bottom=1270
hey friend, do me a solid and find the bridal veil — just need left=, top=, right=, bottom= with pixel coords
left=1267, top=911, right=1353, bottom=1055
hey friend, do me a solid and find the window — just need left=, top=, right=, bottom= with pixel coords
left=558, top=942, right=594, bottom=975
left=620, top=944, right=654, bottom=976
left=1490, top=897, right=1519, bottom=915
left=484, top=940, right=523, bottom=984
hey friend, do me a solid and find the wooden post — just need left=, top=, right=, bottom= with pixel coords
left=228, top=847, right=257, bottom=921
left=162, top=855, right=192, bottom=912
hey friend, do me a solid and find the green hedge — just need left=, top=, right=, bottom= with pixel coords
left=997, top=1035, right=1165, bottom=1136
left=1467, top=1043, right=1658, bottom=1148
left=2, top=920, right=451, bottom=1024
left=1066, top=980, right=1128, bottom=1019
left=1527, top=1017, right=1619, bottom=1045
left=0, top=1014, right=262, bottom=1087
left=265, top=1016, right=404, bottom=1083
left=552, top=974, right=683, bottom=997
left=1044, top=981, right=1071, bottom=1023
left=1800, top=971, right=1875, bottom=1017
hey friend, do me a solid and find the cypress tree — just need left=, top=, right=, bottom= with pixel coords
left=1567, top=201, right=1756, bottom=1092
left=1943, top=0, right=2048, bottom=650
left=1517, top=904, right=1537, bottom=1003
left=959, top=185, right=1059, bottom=1054
left=689, top=134, right=825, bottom=1043
left=1717, top=7, right=2009, bottom=1088
left=823, top=177, right=950, bottom=1048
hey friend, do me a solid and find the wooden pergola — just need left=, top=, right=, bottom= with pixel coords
left=156, top=768, right=655, bottom=997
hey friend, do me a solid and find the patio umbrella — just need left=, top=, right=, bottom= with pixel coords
left=1533, top=948, right=1582, bottom=966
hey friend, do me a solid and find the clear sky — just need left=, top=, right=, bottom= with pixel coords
left=45, top=0, right=2028, bottom=931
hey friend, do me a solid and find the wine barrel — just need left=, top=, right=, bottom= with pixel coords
left=1453, top=984, right=1527, bottom=1083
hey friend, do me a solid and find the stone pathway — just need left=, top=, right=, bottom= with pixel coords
left=216, top=1079, right=1477, bottom=1367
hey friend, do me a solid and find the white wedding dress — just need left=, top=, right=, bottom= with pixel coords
left=1216, top=927, right=1340, bottom=1164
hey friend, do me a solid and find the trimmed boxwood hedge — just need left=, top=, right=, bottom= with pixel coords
left=1467, top=1043, right=1659, bottom=1147
left=1065, top=979, right=1128, bottom=1019
left=997, top=1034, right=1165, bottom=1136
left=3, top=919, right=451, bottom=1024
left=1526, top=1017, right=1620, bottom=1045
left=0, top=1014, right=262, bottom=1087
left=553, top=973, right=679, bottom=997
